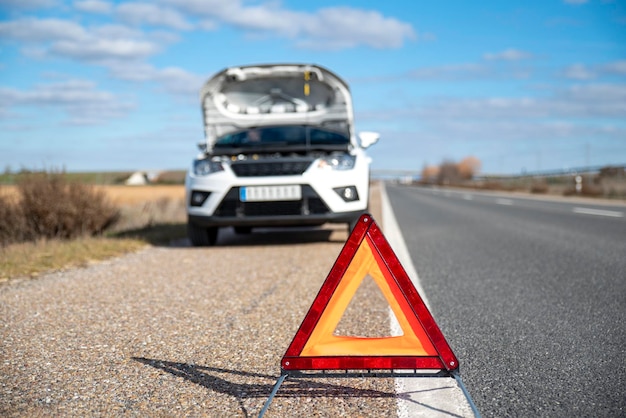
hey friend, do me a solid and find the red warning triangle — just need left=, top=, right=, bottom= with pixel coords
left=281, top=214, right=459, bottom=372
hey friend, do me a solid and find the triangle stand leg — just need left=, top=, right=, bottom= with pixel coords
left=451, top=369, right=481, bottom=418
left=258, top=373, right=288, bottom=418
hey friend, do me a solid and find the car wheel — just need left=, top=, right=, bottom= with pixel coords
left=188, top=222, right=218, bottom=246
left=348, top=218, right=359, bottom=234
left=234, top=226, right=252, bottom=235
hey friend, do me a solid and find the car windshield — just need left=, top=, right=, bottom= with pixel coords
left=214, top=125, right=350, bottom=149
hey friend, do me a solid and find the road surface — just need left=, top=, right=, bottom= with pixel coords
left=385, top=183, right=626, bottom=417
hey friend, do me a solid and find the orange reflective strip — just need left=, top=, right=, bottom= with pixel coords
left=301, top=238, right=436, bottom=357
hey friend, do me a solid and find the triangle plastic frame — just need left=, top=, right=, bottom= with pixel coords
left=281, top=213, right=459, bottom=372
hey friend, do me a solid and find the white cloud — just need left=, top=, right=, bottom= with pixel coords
left=156, top=67, right=205, bottom=95
left=484, top=48, right=533, bottom=61
left=563, top=60, right=626, bottom=80
left=357, top=79, right=626, bottom=159
left=0, top=79, right=135, bottom=125
left=407, top=63, right=491, bottom=81
left=561, top=83, right=626, bottom=115
left=74, top=0, right=112, bottom=14
left=74, top=1, right=193, bottom=30
left=164, top=0, right=248, bottom=20
left=166, top=0, right=416, bottom=50
left=116, top=2, right=193, bottom=30
left=357, top=60, right=533, bottom=83
left=52, top=38, right=159, bottom=60
left=224, top=4, right=301, bottom=35
left=414, top=83, right=626, bottom=121
left=602, top=60, right=626, bottom=76
left=106, top=62, right=204, bottom=96
left=91, top=23, right=145, bottom=39
left=0, top=17, right=163, bottom=63
left=298, top=7, right=416, bottom=50
left=563, top=63, right=596, bottom=80
left=0, top=18, right=87, bottom=42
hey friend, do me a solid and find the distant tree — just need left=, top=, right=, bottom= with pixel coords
left=458, top=156, right=481, bottom=180
left=420, top=164, right=440, bottom=184
left=437, top=160, right=460, bottom=185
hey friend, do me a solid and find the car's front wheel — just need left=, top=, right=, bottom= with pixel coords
left=348, top=218, right=359, bottom=234
left=188, top=222, right=218, bottom=246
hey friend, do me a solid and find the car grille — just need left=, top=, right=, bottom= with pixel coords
left=214, top=186, right=329, bottom=217
left=230, top=158, right=313, bottom=177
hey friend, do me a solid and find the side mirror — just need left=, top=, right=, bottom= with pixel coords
left=358, top=131, right=380, bottom=149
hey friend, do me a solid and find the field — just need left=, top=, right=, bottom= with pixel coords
left=415, top=166, right=626, bottom=200
left=0, top=170, right=187, bottom=186
left=96, top=185, right=186, bottom=233
left=1, top=184, right=186, bottom=227
left=3, top=170, right=623, bottom=283
left=0, top=184, right=187, bottom=282
left=95, top=185, right=185, bottom=204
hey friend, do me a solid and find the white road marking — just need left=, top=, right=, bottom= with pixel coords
left=495, top=198, right=513, bottom=206
left=463, top=194, right=473, bottom=201
left=572, top=207, right=624, bottom=218
left=380, top=184, right=474, bottom=418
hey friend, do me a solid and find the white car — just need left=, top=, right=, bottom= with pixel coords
left=185, top=63, right=379, bottom=246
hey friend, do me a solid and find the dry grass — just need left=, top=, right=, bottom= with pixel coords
left=94, top=185, right=185, bottom=204
left=0, top=237, right=147, bottom=283
left=1, top=184, right=185, bottom=205
left=1, top=185, right=187, bottom=282
left=103, top=185, right=187, bottom=233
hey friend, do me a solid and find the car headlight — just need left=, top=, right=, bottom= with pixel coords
left=193, top=158, right=224, bottom=176
left=318, top=153, right=356, bottom=170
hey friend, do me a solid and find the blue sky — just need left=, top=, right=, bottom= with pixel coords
left=1, top=0, right=625, bottom=175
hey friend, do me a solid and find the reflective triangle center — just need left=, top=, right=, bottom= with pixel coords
left=300, top=237, right=437, bottom=357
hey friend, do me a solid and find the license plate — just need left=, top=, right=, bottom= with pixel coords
left=239, top=185, right=302, bottom=202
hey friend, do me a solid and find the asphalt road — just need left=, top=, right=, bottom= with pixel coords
left=384, top=184, right=626, bottom=417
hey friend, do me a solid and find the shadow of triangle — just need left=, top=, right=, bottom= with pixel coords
left=132, top=357, right=396, bottom=399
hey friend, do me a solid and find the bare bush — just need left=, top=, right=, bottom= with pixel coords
left=458, top=156, right=481, bottom=180
left=1, top=172, right=120, bottom=245
left=530, top=180, right=549, bottom=194
left=422, top=156, right=482, bottom=185
left=437, top=160, right=461, bottom=185
left=0, top=195, right=30, bottom=245
left=420, top=165, right=440, bottom=184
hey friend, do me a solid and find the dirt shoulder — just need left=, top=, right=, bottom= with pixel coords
left=1, top=183, right=398, bottom=417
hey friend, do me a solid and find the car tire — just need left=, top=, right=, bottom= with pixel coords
left=188, top=223, right=218, bottom=246
left=348, top=218, right=359, bottom=234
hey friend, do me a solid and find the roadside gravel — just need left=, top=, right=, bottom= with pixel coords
left=1, top=184, right=399, bottom=417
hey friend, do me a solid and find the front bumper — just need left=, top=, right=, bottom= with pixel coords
left=188, top=185, right=365, bottom=227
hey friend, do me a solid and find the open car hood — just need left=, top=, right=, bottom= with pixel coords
left=200, top=64, right=354, bottom=151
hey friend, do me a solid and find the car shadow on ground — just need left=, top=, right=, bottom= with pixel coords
left=114, top=223, right=348, bottom=247
left=172, top=225, right=349, bottom=248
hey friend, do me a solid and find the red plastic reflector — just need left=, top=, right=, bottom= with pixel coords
left=282, top=356, right=445, bottom=371
left=280, top=214, right=459, bottom=372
